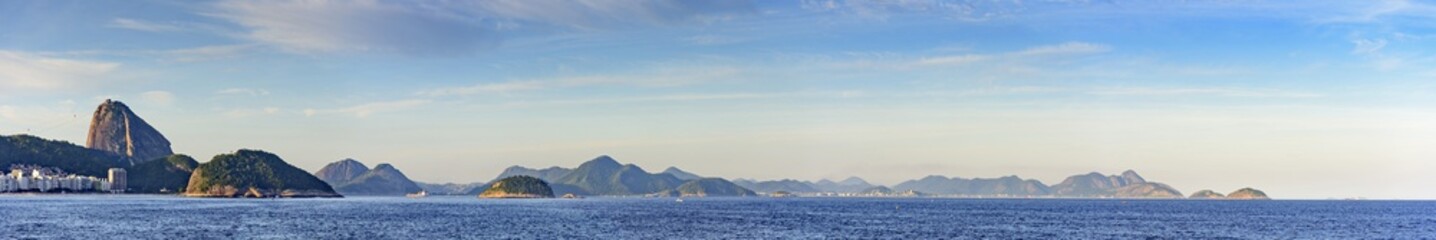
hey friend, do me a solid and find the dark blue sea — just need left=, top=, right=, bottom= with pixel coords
left=0, top=195, right=1432, bottom=239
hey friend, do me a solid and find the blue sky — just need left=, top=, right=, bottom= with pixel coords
left=3, top=0, right=1436, bottom=199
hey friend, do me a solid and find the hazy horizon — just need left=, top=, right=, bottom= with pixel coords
left=3, top=1, right=1435, bottom=199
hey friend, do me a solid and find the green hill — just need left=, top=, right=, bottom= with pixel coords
left=184, top=149, right=339, bottom=198
left=479, top=176, right=555, bottom=198
left=0, top=134, right=126, bottom=176
left=125, top=154, right=199, bottom=193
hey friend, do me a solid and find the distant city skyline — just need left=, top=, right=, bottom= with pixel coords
left=3, top=1, right=1435, bottom=199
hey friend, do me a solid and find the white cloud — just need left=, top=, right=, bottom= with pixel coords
left=421, top=67, right=742, bottom=96
left=209, top=0, right=755, bottom=55
left=686, top=34, right=750, bottom=46
left=108, top=18, right=184, bottom=32
left=915, top=54, right=987, bottom=66
left=1013, top=42, right=1111, bottom=56
left=308, top=99, right=430, bottom=118
left=211, top=0, right=495, bottom=55
left=0, top=51, right=121, bottom=91
left=140, top=91, right=176, bottom=106
left=215, top=88, right=271, bottom=96
left=1351, top=38, right=1388, bottom=55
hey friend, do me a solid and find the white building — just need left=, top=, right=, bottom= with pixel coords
left=1, top=166, right=109, bottom=193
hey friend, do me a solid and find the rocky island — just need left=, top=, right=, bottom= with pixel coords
left=479, top=176, right=555, bottom=198
left=1226, top=188, right=1271, bottom=200
left=183, top=149, right=340, bottom=198
left=1188, top=190, right=1226, bottom=199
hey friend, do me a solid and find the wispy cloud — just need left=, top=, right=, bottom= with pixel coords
left=915, top=54, right=987, bottom=66
left=215, top=88, right=271, bottom=96
left=164, top=44, right=254, bottom=62
left=0, top=50, right=121, bottom=91
left=209, top=0, right=756, bottom=55
left=108, top=18, right=185, bottom=32
left=1013, top=42, right=1111, bottom=56
left=421, top=67, right=742, bottom=96
left=305, top=99, right=431, bottom=118
left=908, top=42, right=1110, bottom=67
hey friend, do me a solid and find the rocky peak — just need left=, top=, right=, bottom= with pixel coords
left=1120, top=170, right=1146, bottom=184
left=581, top=155, right=622, bottom=169
left=85, top=99, right=173, bottom=164
left=315, top=158, right=371, bottom=184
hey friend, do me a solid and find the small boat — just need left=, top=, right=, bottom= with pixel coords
left=675, top=198, right=684, bottom=203
left=406, top=190, right=428, bottom=198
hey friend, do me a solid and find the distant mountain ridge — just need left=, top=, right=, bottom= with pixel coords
left=662, top=167, right=703, bottom=181
left=477, top=155, right=755, bottom=197
left=314, top=159, right=423, bottom=196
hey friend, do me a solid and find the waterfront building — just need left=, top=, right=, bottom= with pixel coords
left=108, top=168, right=127, bottom=193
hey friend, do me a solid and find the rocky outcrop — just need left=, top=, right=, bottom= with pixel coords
left=85, top=99, right=172, bottom=164
left=184, top=149, right=340, bottom=198
left=314, top=159, right=369, bottom=184
left=1189, top=190, right=1226, bottom=199
left=1226, top=188, right=1271, bottom=200
left=479, top=176, right=555, bottom=198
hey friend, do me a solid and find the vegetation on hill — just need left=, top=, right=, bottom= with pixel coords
left=1227, top=187, right=1271, bottom=200
left=480, top=175, right=555, bottom=198
left=0, top=134, right=126, bottom=176
left=185, top=149, right=338, bottom=198
left=125, top=154, right=199, bottom=193
left=552, top=155, right=683, bottom=196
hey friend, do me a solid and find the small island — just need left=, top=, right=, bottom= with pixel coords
left=479, top=176, right=555, bottom=199
left=1226, top=187, right=1271, bottom=200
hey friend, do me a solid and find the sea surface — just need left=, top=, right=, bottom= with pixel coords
left=0, top=195, right=1432, bottom=239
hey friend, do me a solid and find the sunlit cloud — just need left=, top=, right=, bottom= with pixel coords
left=0, top=51, right=120, bottom=91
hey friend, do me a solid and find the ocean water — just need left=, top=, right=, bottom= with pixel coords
left=0, top=195, right=1432, bottom=239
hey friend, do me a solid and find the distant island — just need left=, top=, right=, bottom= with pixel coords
left=479, top=176, right=554, bottom=198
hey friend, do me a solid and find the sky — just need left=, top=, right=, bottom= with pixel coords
left=2, top=0, right=1435, bottom=199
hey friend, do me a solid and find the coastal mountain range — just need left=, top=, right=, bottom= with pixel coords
left=1, top=99, right=1271, bottom=199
